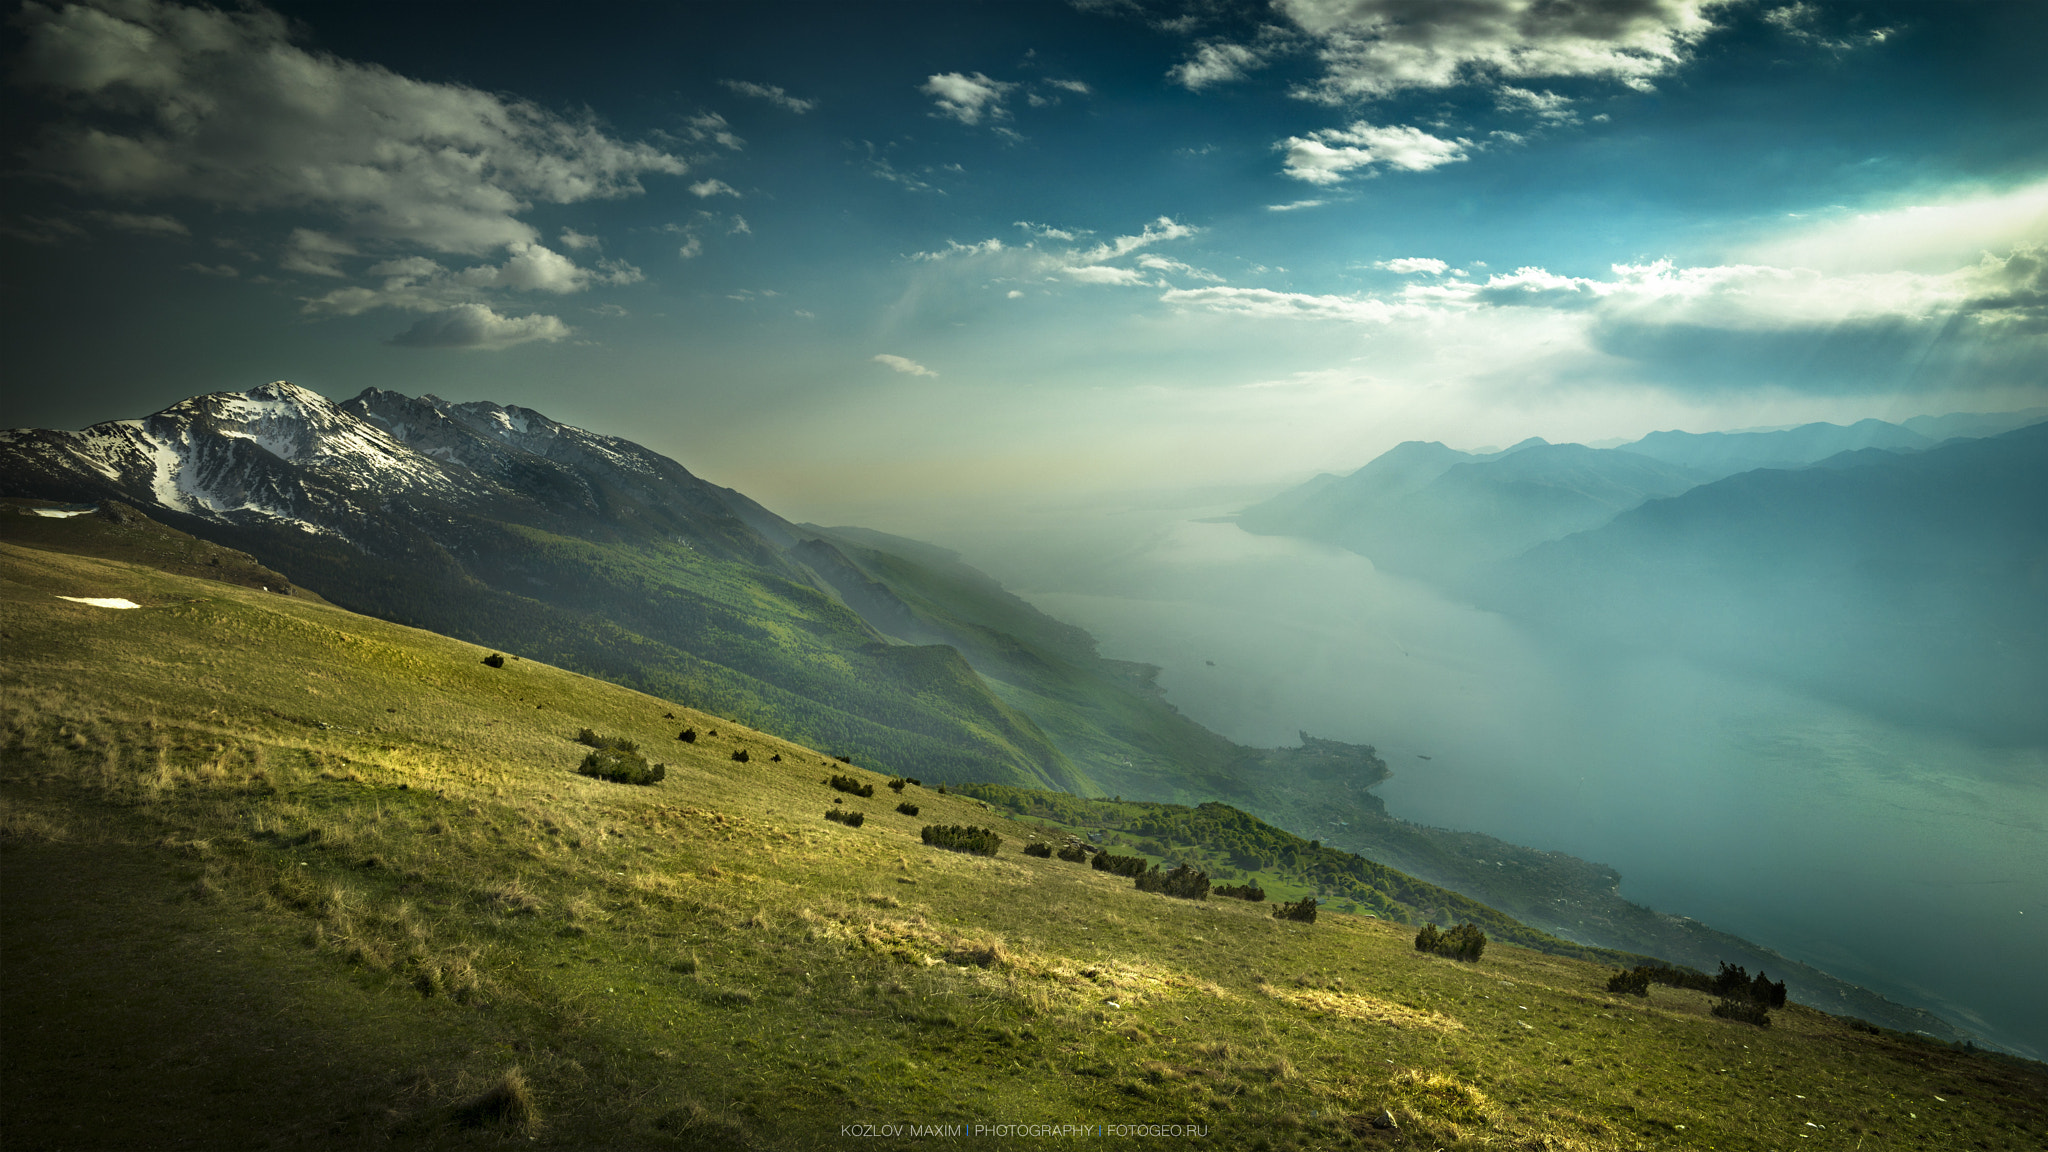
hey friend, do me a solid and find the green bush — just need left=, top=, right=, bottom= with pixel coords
left=1607, top=968, right=1652, bottom=996
left=1712, top=997, right=1773, bottom=1028
left=1055, top=845, right=1088, bottom=863
left=1090, top=851, right=1148, bottom=878
left=1273, top=897, right=1317, bottom=923
left=888, top=778, right=909, bottom=792
left=825, top=809, right=865, bottom=828
left=829, top=774, right=873, bottom=798
left=1135, top=863, right=1209, bottom=900
left=677, top=728, right=697, bottom=742
left=896, top=801, right=920, bottom=817
left=577, top=748, right=665, bottom=786
left=921, top=825, right=1000, bottom=856
left=1215, top=882, right=1265, bottom=902
left=576, top=729, right=638, bottom=753
left=1022, top=842, right=1053, bottom=858
left=1415, top=922, right=1486, bottom=961
left=731, top=749, right=749, bottom=763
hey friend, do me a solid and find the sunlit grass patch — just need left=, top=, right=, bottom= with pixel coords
left=1258, top=982, right=1466, bottom=1033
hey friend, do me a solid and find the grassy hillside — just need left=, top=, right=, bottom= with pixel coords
left=5, top=540, right=2044, bottom=1149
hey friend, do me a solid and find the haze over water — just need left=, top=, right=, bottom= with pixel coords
left=918, top=496, right=2048, bottom=1059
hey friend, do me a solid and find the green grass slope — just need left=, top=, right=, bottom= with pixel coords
left=6, top=541, right=2044, bottom=1150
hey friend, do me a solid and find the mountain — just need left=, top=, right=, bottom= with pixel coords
left=1484, top=421, right=2048, bottom=742
left=0, top=382, right=1080, bottom=791
left=1616, top=417, right=1937, bottom=479
left=1237, top=438, right=1707, bottom=582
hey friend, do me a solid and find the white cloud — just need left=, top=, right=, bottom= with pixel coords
left=1272, top=0, right=1731, bottom=102
left=87, top=210, right=187, bottom=236
left=873, top=353, right=937, bottom=377
left=386, top=303, right=569, bottom=350
left=921, top=72, right=1014, bottom=125
left=729, top=215, right=751, bottom=236
left=685, top=112, right=744, bottom=151
left=913, top=238, right=1007, bottom=262
left=1078, top=216, right=1199, bottom=263
left=1763, top=3, right=1892, bottom=52
left=558, top=228, right=600, bottom=251
left=280, top=229, right=356, bottom=277
left=301, top=242, right=640, bottom=315
left=1006, top=290, right=1024, bottom=299
left=12, top=0, right=688, bottom=256
left=1171, top=41, right=1268, bottom=89
left=677, top=235, right=703, bottom=260
left=1015, top=221, right=1079, bottom=241
left=1378, top=256, right=1448, bottom=274
left=1495, top=85, right=1576, bottom=122
left=183, top=262, right=238, bottom=277
left=1066, top=264, right=1152, bottom=285
left=1137, top=254, right=1223, bottom=281
left=690, top=179, right=740, bottom=198
left=1267, top=199, right=1329, bottom=212
left=1280, top=123, right=1470, bottom=184
left=1161, top=285, right=1411, bottom=323
left=1047, top=78, right=1093, bottom=94
left=718, top=80, right=816, bottom=113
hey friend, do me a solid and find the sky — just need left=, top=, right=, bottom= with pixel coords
left=4, top=0, right=2047, bottom=524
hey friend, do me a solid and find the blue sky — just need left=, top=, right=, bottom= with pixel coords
left=5, top=0, right=2045, bottom=521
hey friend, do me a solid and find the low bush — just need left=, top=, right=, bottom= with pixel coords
left=834, top=755, right=851, bottom=763
left=1022, top=842, right=1053, bottom=858
left=1056, top=844, right=1089, bottom=863
left=731, top=749, right=749, bottom=763
left=1415, top=922, right=1487, bottom=962
left=677, top=728, right=697, bottom=742
left=576, top=729, right=638, bottom=753
left=1215, top=882, right=1265, bottom=902
left=481, top=654, right=505, bottom=669
left=1712, top=997, right=1773, bottom=1028
left=896, top=801, right=920, bottom=817
left=1135, top=863, right=1209, bottom=900
left=1273, top=897, right=1317, bottom=923
left=1090, top=851, right=1148, bottom=878
left=826, top=809, right=866, bottom=828
left=1607, top=968, right=1652, bottom=997
left=888, top=778, right=908, bottom=792
left=921, top=825, right=1001, bottom=856
left=829, top=774, right=873, bottom=798
left=577, top=747, right=665, bottom=786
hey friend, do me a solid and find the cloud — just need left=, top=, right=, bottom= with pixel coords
left=1171, top=41, right=1269, bottom=89
left=684, top=112, right=744, bottom=150
left=1272, top=0, right=1731, bottom=102
left=1047, top=78, right=1093, bottom=94
left=1279, top=122, right=1470, bottom=183
left=1267, top=199, right=1329, bottom=212
left=1077, top=216, right=1199, bottom=263
left=11, top=0, right=688, bottom=256
left=921, top=72, right=1015, bottom=125
left=1763, top=3, right=1892, bottom=52
left=1066, top=264, right=1152, bottom=285
left=1495, top=85, right=1576, bottom=122
left=280, top=229, right=356, bottom=277
left=1378, top=256, right=1448, bottom=274
left=1162, top=285, right=1411, bottom=323
left=872, top=353, right=937, bottom=377
left=718, top=80, right=816, bottom=113
left=182, top=262, right=238, bottom=276
left=386, top=303, right=569, bottom=350
left=1137, top=254, right=1223, bottom=281
left=904, top=216, right=1201, bottom=301
left=87, top=210, right=187, bottom=236
left=558, top=228, right=599, bottom=251
left=677, top=234, right=703, bottom=260
left=689, top=179, right=740, bottom=198
left=301, top=241, right=641, bottom=315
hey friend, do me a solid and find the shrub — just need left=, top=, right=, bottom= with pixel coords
left=1136, top=863, right=1210, bottom=900
left=1712, top=997, right=1773, bottom=1028
left=921, top=825, right=1001, bottom=856
left=1711, top=961, right=1752, bottom=998
left=1415, top=922, right=1487, bottom=961
left=829, top=774, right=873, bottom=798
left=1274, top=897, right=1318, bottom=923
left=576, top=729, right=638, bottom=753
left=896, top=801, right=920, bottom=817
left=1750, top=970, right=1788, bottom=1008
left=826, top=809, right=866, bottom=828
left=1090, top=851, right=1149, bottom=878
left=888, top=778, right=908, bottom=792
left=1022, top=842, right=1053, bottom=858
left=1215, top=882, right=1265, bottom=902
left=770, top=753, right=781, bottom=762
left=835, top=755, right=851, bottom=763
left=677, top=728, right=697, bottom=742
left=731, top=749, right=749, bottom=763
left=1056, top=844, right=1089, bottom=863
left=578, top=748, right=665, bottom=786
left=481, top=654, right=505, bottom=668
left=1607, top=968, right=1652, bottom=997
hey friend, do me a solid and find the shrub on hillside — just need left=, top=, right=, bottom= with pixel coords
left=576, top=729, right=638, bottom=753
left=677, top=728, right=697, bottom=742
left=482, top=654, right=505, bottom=668
left=1607, top=968, right=1652, bottom=997
left=888, top=778, right=908, bottom=792
left=921, top=825, right=1001, bottom=856
left=731, top=749, right=749, bottom=763
left=1056, top=844, right=1089, bottom=863
left=1273, top=896, right=1317, bottom=923
left=1135, top=863, right=1209, bottom=900
left=829, top=774, right=873, bottom=798
left=1712, top=997, right=1773, bottom=1027
left=1090, top=851, right=1148, bottom=878
left=578, top=748, right=665, bottom=786
left=1022, top=842, right=1053, bottom=858
left=1415, top=922, right=1487, bottom=961
left=826, top=809, right=865, bottom=828
left=1215, top=882, right=1266, bottom=902
left=896, top=801, right=920, bottom=817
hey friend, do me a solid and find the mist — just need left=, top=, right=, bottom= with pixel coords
left=897, top=490, right=2048, bottom=1058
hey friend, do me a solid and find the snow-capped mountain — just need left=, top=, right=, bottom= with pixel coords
left=0, top=381, right=783, bottom=561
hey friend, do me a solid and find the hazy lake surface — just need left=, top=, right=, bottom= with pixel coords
left=925, top=498, right=2048, bottom=1057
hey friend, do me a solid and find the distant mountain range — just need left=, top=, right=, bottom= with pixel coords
left=1237, top=409, right=2048, bottom=740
